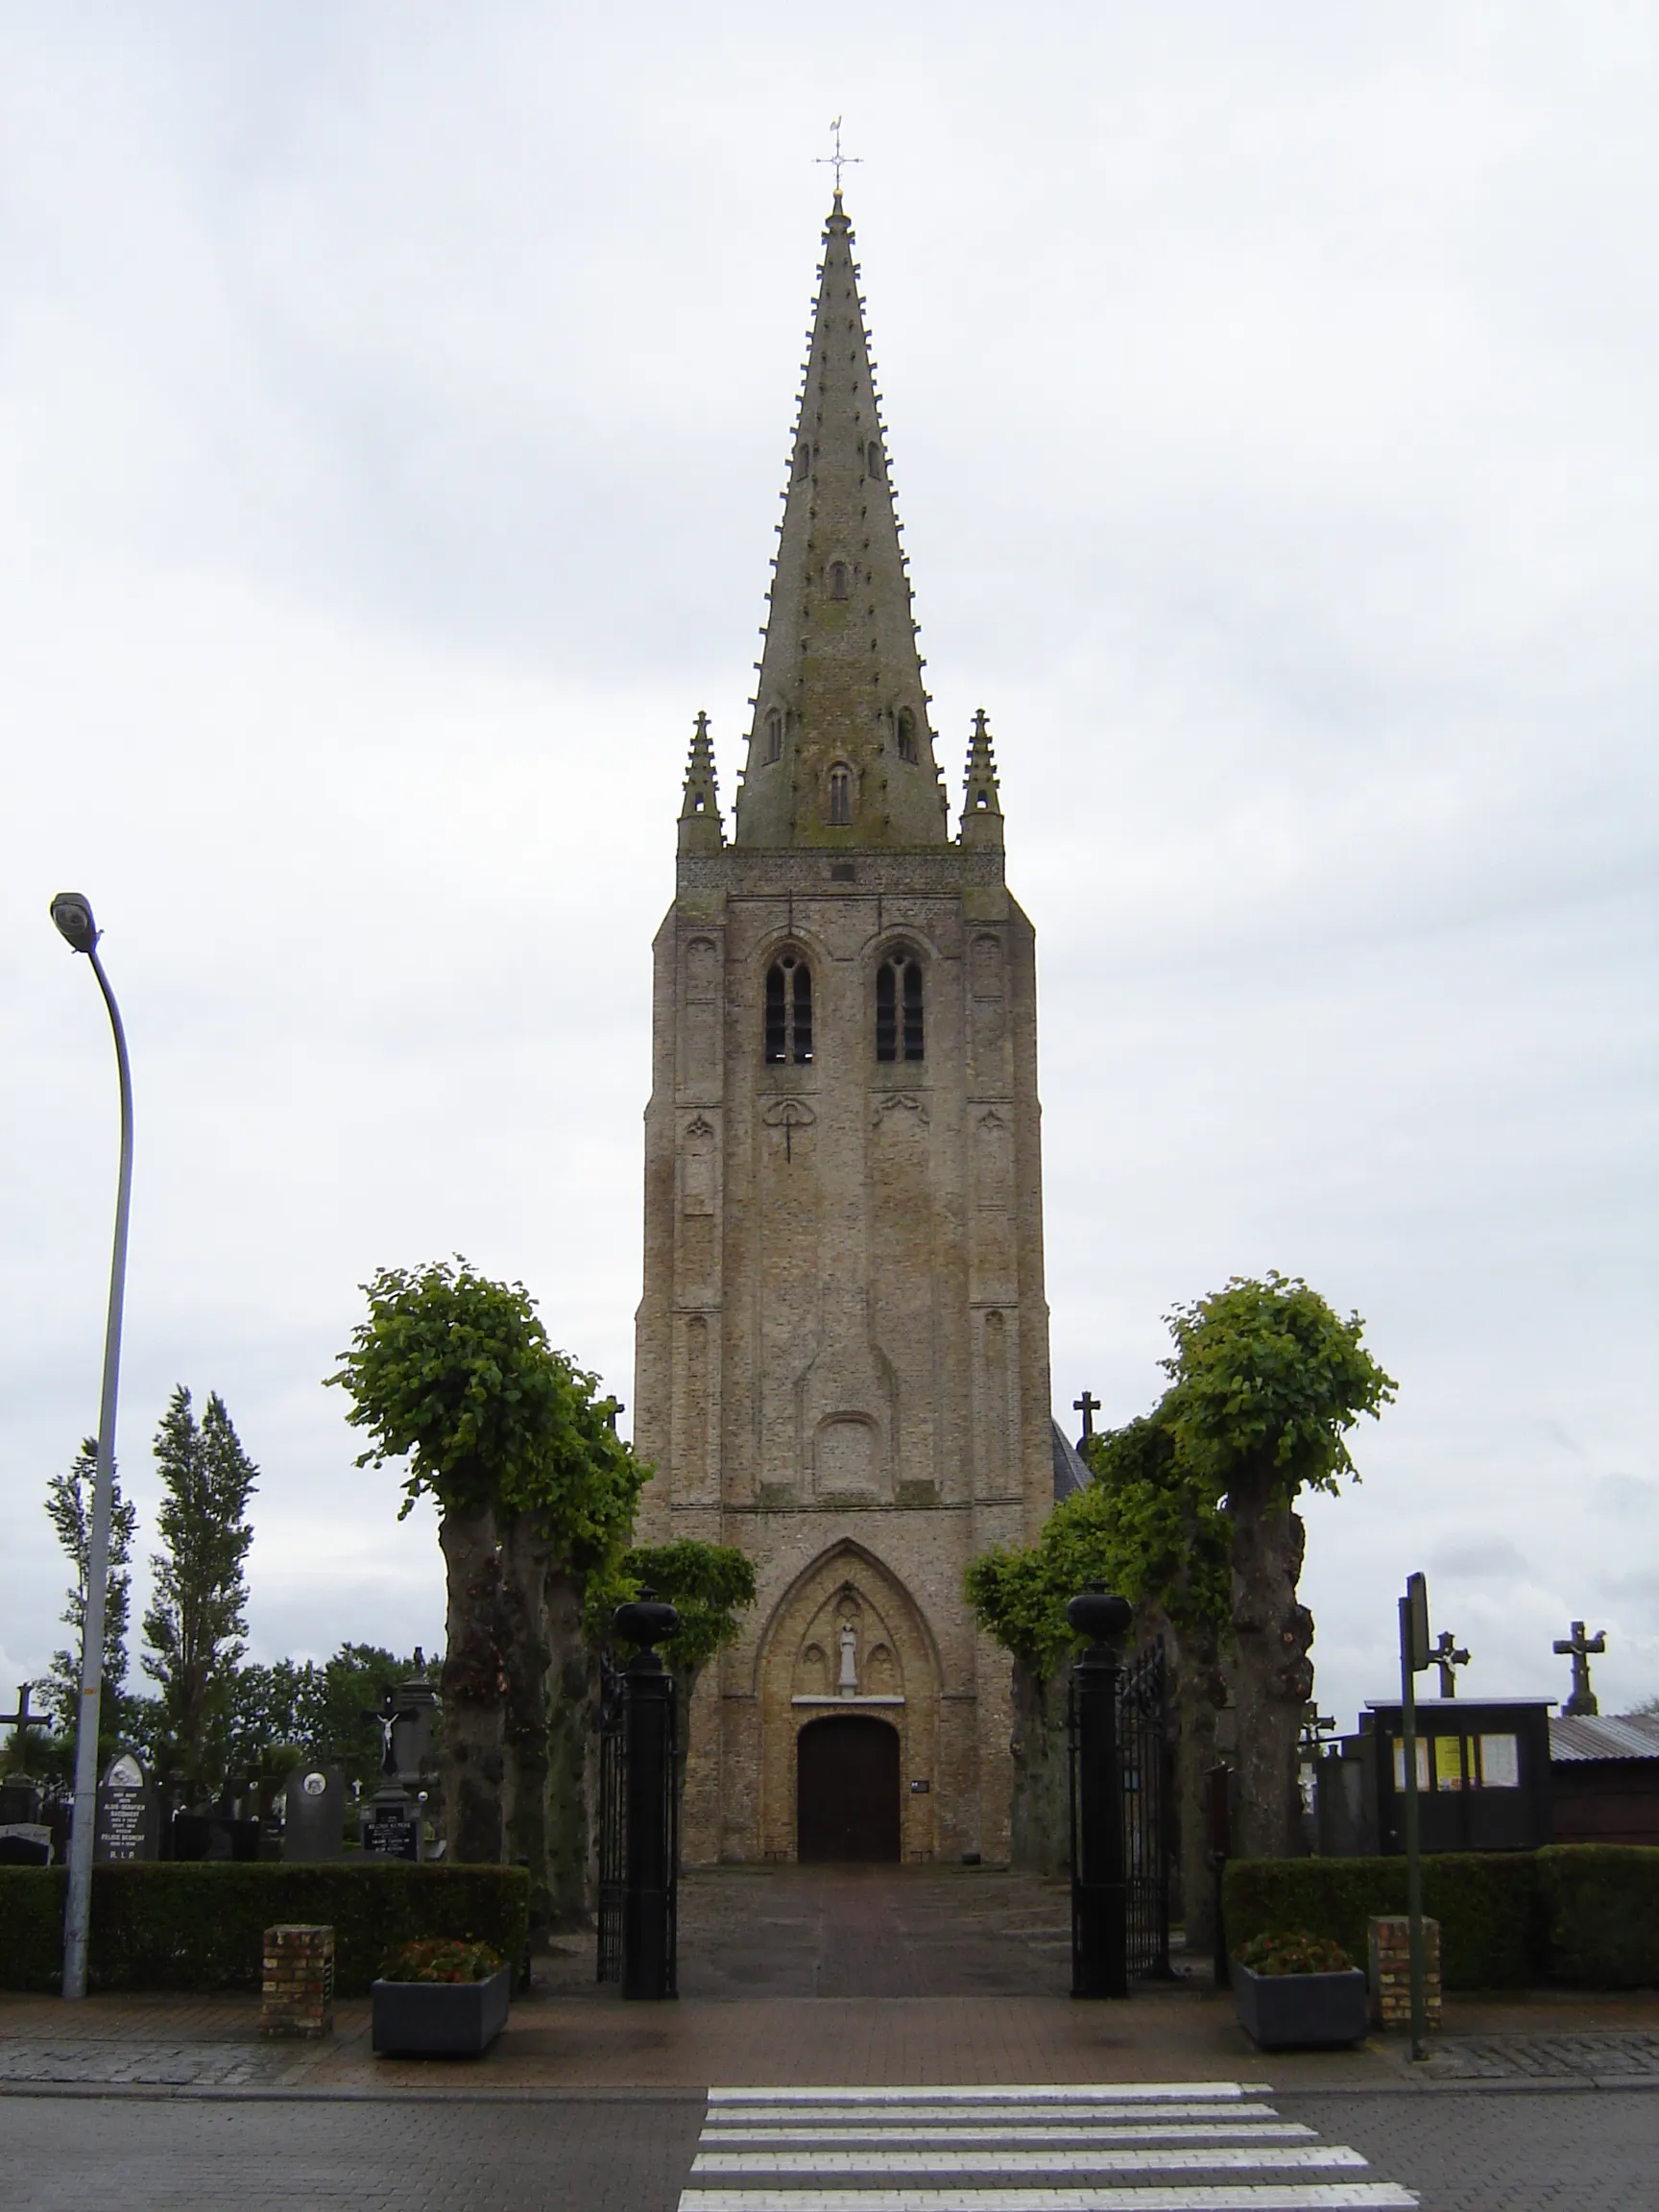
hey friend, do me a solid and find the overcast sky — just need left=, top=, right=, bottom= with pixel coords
left=4, top=3, right=1655, bottom=1740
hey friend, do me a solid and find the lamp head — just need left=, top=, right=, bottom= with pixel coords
left=50, top=893, right=98, bottom=955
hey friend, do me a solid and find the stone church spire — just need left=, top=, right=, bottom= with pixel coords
left=678, top=710, right=724, bottom=854
left=733, top=193, right=949, bottom=849
left=958, top=708, right=1003, bottom=851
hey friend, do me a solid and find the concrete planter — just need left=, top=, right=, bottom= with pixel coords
left=1232, top=1961, right=1368, bottom=2050
left=371, top=1965, right=511, bottom=2056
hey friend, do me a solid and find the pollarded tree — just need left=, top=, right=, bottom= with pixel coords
left=1159, top=1272, right=1395, bottom=1859
left=141, top=1388, right=260, bottom=1798
left=42, top=1435, right=140, bottom=1780
left=329, top=1260, right=643, bottom=1916
left=966, top=1415, right=1230, bottom=1909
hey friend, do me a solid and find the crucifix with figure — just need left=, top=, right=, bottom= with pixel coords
left=816, top=116, right=862, bottom=196
left=1553, top=1620, right=1606, bottom=1717
left=1431, top=1631, right=1471, bottom=1698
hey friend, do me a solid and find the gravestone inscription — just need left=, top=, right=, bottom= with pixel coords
left=283, top=1765, right=346, bottom=1862
left=94, top=1752, right=157, bottom=1863
left=360, top=1789, right=421, bottom=1862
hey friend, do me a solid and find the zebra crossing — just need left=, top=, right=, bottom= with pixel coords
left=678, top=2082, right=1418, bottom=2211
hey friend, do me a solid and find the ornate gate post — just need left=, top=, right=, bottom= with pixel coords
left=1068, top=1588, right=1132, bottom=1999
left=612, top=1599, right=680, bottom=2002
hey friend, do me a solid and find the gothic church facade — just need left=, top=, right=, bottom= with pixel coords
left=634, top=194, right=1055, bottom=1863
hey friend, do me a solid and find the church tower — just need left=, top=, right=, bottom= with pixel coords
left=634, top=193, right=1053, bottom=1864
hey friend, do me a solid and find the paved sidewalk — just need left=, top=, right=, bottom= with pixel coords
left=3, top=1865, right=1656, bottom=2097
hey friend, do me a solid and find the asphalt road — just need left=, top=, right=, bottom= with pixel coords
left=2, top=2083, right=1654, bottom=2212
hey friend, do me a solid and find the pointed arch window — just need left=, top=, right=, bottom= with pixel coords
left=896, top=707, right=918, bottom=763
left=876, top=951, right=925, bottom=1063
left=764, top=952, right=813, bottom=1065
left=793, top=442, right=811, bottom=483
left=828, top=561, right=850, bottom=601
left=829, top=764, right=852, bottom=826
left=867, top=440, right=884, bottom=481
left=764, top=709, right=783, bottom=763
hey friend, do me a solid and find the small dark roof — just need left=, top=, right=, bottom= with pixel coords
left=1550, top=1714, right=1659, bottom=1763
left=1050, top=1419, right=1090, bottom=1501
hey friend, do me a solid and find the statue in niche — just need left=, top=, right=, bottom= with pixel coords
left=838, top=1618, right=858, bottom=1696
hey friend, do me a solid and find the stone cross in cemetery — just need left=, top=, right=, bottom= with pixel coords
left=0, top=1684, right=54, bottom=1863
left=1073, top=1390, right=1101, bottom=1449
left=1431, top=1631, right=1471, bottom=1698
left=1553, top=1620, right=1606, bottom=1717
left=359, top=1684, right=425, bottom=1861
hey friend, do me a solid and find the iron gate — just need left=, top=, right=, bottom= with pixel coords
left=594, top=1647, right=679, bottom=1992
left=1118, top=1639, right=1173, bottom=1980
left=595, top=1650, right=626, bottom=1983
left=1068, top=1635, right=1172, bottom=1988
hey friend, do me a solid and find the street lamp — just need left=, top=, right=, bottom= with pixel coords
left=49, top=893, right=134, bottom=2003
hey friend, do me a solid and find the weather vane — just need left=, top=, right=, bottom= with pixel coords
left=816, top=115, right=862, bottom=195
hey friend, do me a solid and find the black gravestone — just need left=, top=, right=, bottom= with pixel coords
left=0, top=1774, right=43, bottom=1826
left=283, top=1764, right=346, bottom=1862
left=170, top=1812, right=260, bottom=1862
left=360, top=1789, right=421, bottom=1862
left=94, top=1752, right=157, bottom=1863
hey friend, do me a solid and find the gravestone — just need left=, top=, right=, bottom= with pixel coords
left=0, top=1769, right=50, bottom=1858
left=390, top=1661, right=439, bottom=1790
left=94, top=1752, right=157, bottom=1863
left=0, top=1772, right=43, bottom=1826
left=283, top=1765, right=346, bottom=1862
left=359, top=1786, right=421, bottom=1862
left=170, top=1810, right=260, bottom=1862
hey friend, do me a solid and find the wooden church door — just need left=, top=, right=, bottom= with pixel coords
left=796, top=1715, right=902, bottom=1862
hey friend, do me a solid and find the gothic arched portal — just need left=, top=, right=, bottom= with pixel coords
left=753, top=1540, right=940, bottom=1862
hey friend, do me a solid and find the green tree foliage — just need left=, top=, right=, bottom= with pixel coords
left=37, top=1436, right=140, bottom=1779
left=1158, top=1271, right=1396, bottom=1506
left=328, top=1260, right=640, bottom=1565
left=140, top=1387, right=259, bottom=1798
left=596, top=1541, right=758, bottom=1677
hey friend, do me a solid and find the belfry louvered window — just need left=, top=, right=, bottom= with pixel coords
left=764, top=953, right=813, bottom=1065
left=876, top=952, right=924, bottom=1063
left=829, top=766, right=852, bottom=825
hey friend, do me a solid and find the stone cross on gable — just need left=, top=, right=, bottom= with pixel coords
left=1431, top=1631, right=1471, bottom=1699
left=1553, top=1620, right=1606, bottom=1717
left=1073, top=1390, right=1101, bottom=1448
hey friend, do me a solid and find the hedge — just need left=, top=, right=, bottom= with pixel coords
left=1538, top=1844, right=1659, bottom=1989
left=1224, top=1846, right=1659, bottom=1990
left=1223, top=1852, right=1544, bottom=1988
left=0, top=1863, right=530, bottom=1997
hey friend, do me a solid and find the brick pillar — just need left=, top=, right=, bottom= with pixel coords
left=260, top=1923, right=335, bottom=2038
left=1367, top=1913, right=1442, bottom=2030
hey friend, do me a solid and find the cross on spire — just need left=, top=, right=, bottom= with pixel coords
left=1553, top=1619, right=1606, bottom=1717
left=1431, top=1630, right=1471, bottom=1698
left=816, top=115, right=862, bottom=196
left=1073, top=1390, right=1101, bottom=1444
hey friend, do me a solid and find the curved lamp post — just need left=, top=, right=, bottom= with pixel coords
left=49, top=893, right=134, bottom=2003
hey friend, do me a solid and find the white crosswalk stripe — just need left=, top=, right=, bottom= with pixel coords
left=678, top=2083, right=1419, bottom=2212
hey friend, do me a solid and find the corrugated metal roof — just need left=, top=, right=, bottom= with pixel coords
left=1550, top=1713, right=1659, bottom=1762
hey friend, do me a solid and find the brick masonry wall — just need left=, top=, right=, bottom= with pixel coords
left=260, top=1923, right=335, bottom=2039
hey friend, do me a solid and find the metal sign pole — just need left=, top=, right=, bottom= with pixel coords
left=1399, top=1574, right=1430, bottom=2061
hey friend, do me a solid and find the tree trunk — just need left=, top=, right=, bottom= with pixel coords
left=499, top=1509, right=554, bottom=1924
left=541, top=1565, right=593, bottom=1930
left=1168, top=1619, right=1226, bottom=1950
left=1008, top=1657, right=1070, bottom=1873
left=499, top=1511, right=595, bottom=1933
left=438, top=1500, right=505, bottom=1865
left=1228, top=1472, right=1313, bottom=1860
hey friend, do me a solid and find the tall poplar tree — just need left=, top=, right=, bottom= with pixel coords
left=141, top=1387, right=259, bottom=1797
left=43, top=1435, right=140, bottom=1773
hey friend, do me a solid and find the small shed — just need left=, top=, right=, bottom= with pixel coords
left=1315, top=1699, right=1555, bottom=1855
left=1550, top=1712, right=1659, bottom=1846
